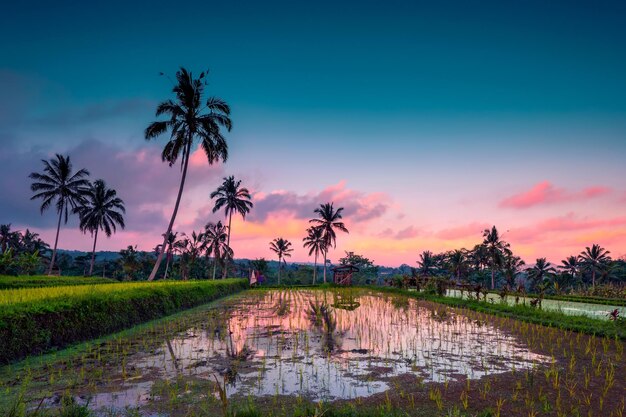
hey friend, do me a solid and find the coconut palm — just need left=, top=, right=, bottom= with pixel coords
left=269, top=237, right=293, bottom=285
left=145, top=67, right=232, bottom=281
left=0, top=224, right=20, bottom=253
left=559, top=255, right=580, bottom=286
left=75, top=180, right=125, bottom=276
left=161, top=231, right=181, bottom=279
left=579, top=244, right=611, bottom=288
left=204, top=221, right=231, bottom=280
left=29, top=154, right=90, bottom=274
left=447, top=249, right=469, bottom=281
left=309, top=203, right=349, bottom=283
left=502, top=250, right=525, bottom=288
left=303, top=227, right=326, bottom=284
left=482, top=226, right=509, bottom=289
left=526, top=258, right=556, bottom=292
left=210, top=176, right=253, bottom=246
left=417, top=250, right=437, bottom=276
left=175, top=230, right=205, bottom=280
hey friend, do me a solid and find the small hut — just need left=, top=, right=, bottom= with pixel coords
left=331, top=264, right=359, bottom=285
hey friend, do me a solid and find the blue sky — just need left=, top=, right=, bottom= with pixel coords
left=1, top=0, right=625, bottom=264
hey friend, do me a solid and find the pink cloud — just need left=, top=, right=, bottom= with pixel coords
left=248, top=181, right=391, bottom=225
left=500, top=181, right=612, bottom=209
left=435, top=222, right=491, bottom=240
left=395, top=226, right=420, bottom=240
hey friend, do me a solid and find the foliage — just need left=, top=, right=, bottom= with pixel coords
left=339, top=251, right=379, bottom=284
left=0, top=279, right=247, bottom=363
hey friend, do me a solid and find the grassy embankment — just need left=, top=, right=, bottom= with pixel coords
left=0, top=275, right=116, bottom=289
left=0, top=279, right=248, bottom=363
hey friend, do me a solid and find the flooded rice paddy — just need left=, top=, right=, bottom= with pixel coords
left=446, top=289, right=626, bottom=319
left=0, top=288, right=559, bottom=415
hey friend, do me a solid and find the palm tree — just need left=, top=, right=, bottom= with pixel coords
left=526, top=258, right=556, bottom=292
left=447, top=249, right=468, bottom=281
left=502, top=250, right=525, bottom=288
left=269, top=237, right=293, bottom=285
left=204, top=221, right=231, bottom=279
left=579, top=244, right=611, bottom=288
left=161, top=231, right=181, bottom=279
left=210, top=176, right=253, bottom=246
left=417, top=250, right=437, bottom=276
left=303, top=227, right=326, bottom=284
left=309, top=203, right=349, bottom=283
left=559, top=255, right=580, bottom=287
left=75, top=180, right=126, bottom=276
left=482, top=226, right=509, bottom=289
left=29, top=154, right=90, bottom=274
left=0, top=224, right=20, bottom=253
left=145, top=68, right=232, bottom=281
left=210, top=176, right=253, bottom=276
left=175, top=230, right=205, bottom=280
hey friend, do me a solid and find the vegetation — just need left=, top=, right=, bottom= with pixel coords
left=145, top=67, right=232, bottom=281
left=0, top=278, right=247, bottom=363
left=309, top=203, right=349, bottom=283
left=29, top=154, right=90, bottom=274
left=74, top=179, right=126, bottom=276
left=269, top=238, right=293, bottom=285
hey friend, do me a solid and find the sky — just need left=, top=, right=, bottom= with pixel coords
left=1, top=0, right=625, bottom=266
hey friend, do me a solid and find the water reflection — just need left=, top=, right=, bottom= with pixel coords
left=84, top=290, right=547, bottom=406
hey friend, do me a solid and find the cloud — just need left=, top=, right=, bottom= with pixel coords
left=435, top=222, right=491, bottom=240
left=499, top=181, right=612, bottom=209
left=248, top=181, right=391, bottom=224
left=395, top=226, right=421, bottom=239
left=0, top=139, right=224, bottom=235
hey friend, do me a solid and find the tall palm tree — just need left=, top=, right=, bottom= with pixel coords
left=526, top=258, right=556, bottom=292
left=309, top=203, right=349, bottom=283
left=210, top=176, right=253, bottom=247
left=579, top=244, right=611, bottom=288
left=482, top=226, right=508, bottom=289
left=145, top=67, right=232, bottom=281
left=75, top=180, right=126, bottom=276
left=269, top=237, right=293, bottom=285
left=303, top=227, right=326, bottom=284
left=204, top=221, right=231, bottom=280
left=29, top=154, right=90, bottom=274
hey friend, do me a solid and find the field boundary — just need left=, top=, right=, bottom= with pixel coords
left=0, top=279, right=248, bottom=363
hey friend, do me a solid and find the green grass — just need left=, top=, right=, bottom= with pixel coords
left=0, top=279, right=248, bottom=364
left=375, top=286, right=626, bottom=339
left=0, top=275, right=117, bottom=290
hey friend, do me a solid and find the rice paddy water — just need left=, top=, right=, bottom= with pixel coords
left=0, top=288, right=555, bottom=415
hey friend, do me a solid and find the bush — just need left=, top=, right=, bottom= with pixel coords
left=0, top=279, right=247, bottom=363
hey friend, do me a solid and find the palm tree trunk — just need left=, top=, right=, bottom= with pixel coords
left=592, top=270, right=595, bottom=288
left=491, top=269, right=495, bottom=289
left=313, top=252, right=318, bottom=284
left=223, top=212, right=233, bottom=279
left=89, top=228, right=98, bottom=276
left=278, top=255, right=281, bottom=285
left=213, top=256, right=217, bottom=280
left=48, top=206, right=63, bottom=275
left=164, top=251, right=170, bottom=279
left=323, top=251, right=327, bottom=283
left=148, top=142, right=192, bottom=281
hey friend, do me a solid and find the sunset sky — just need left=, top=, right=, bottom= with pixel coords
left=1, top=0, right=625, bottom=266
